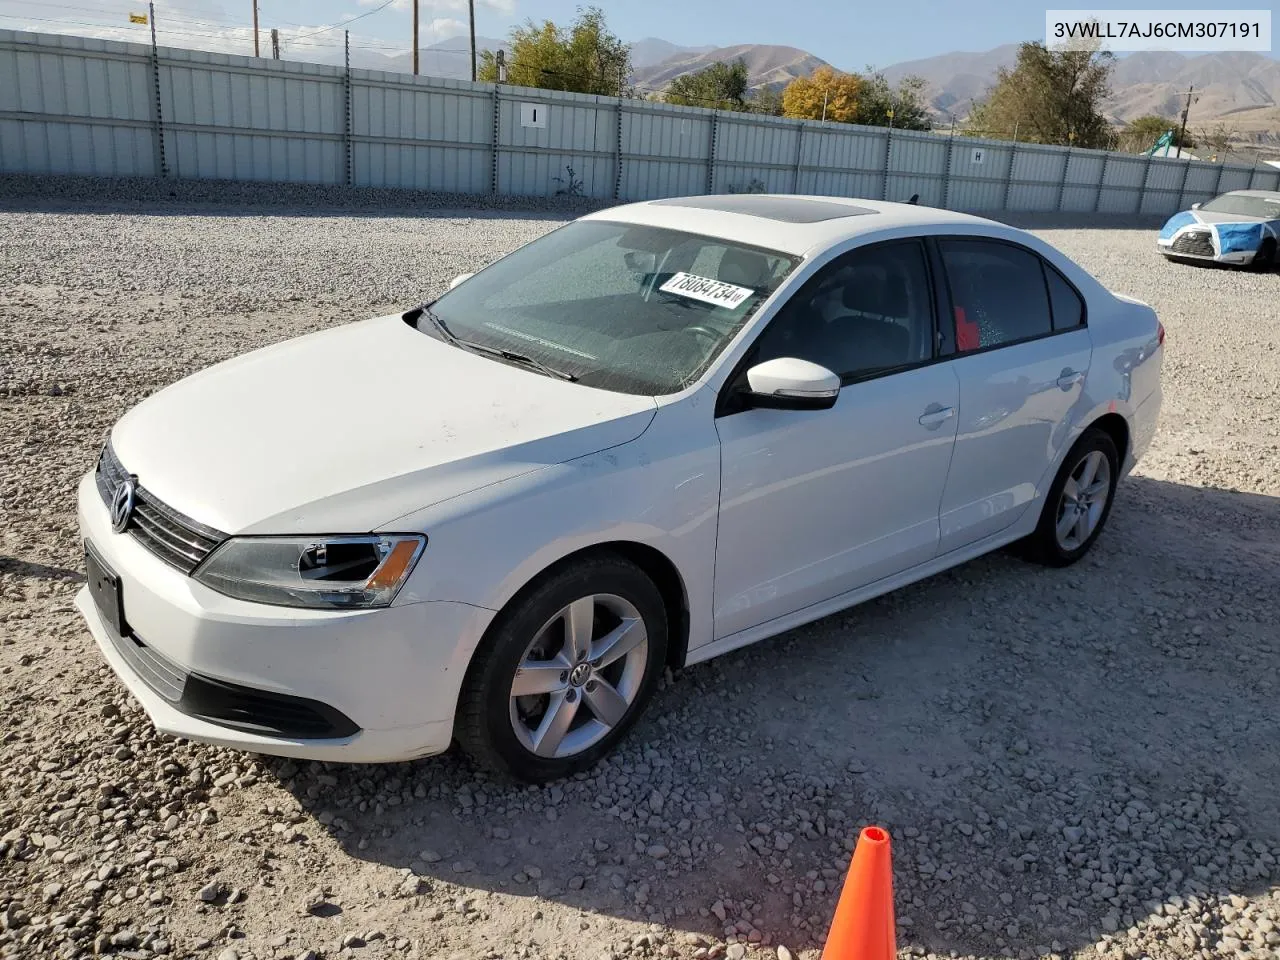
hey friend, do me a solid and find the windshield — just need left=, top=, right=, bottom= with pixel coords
left=1200, top=193, right=1280, bottom=219
left=421, top=220, right=799, bottom=395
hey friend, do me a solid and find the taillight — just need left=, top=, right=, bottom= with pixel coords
left=1157, top=321, right=1166, bottom=347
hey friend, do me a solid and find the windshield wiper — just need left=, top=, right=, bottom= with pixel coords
left=485, top=346, right=578, bottom=382
left=418, top=306, right=460, bottom=346
left=418, top=307, right=577, bottom=382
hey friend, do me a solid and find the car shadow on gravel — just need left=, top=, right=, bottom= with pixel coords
left=0, top=555, right=85, bottom=585
left=268, top=475, right=1280, bottom=958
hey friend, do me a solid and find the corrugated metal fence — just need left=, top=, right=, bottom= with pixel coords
left=3, top=28, right=1278, bottom=213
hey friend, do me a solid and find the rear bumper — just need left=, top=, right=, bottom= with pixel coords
left=1126, top=381, right=1162, bottom=477
left=76, top=471, right=495, bottom=763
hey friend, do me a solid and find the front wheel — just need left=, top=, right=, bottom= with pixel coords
left=455, top=553, right=668, bottom=783
left=1252, top=238, right=1276, bottom=272
left=1019, top=428, right=1119, bottom=567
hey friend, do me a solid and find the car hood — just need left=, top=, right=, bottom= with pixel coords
left=110, top=313, right=657, bottom=534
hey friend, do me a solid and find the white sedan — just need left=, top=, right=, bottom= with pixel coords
left=76, top=194, right=1165, bottom=782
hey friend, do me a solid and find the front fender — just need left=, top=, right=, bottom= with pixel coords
left=388, top=399, right=722, bottom=656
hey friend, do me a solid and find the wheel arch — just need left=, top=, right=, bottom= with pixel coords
left=478, top=540, right=692, bottom=673
left=1087, top=411, right=1131, bottom=468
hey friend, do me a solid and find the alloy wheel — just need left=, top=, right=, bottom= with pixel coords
left=508, top=593, right=649, bottom=759
left=1054, top=449, right=1111, bottom=551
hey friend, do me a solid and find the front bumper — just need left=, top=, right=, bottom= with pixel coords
left=76, top=472, right=494, bottom=763
left=1156, top=239, right=1255, bottom=265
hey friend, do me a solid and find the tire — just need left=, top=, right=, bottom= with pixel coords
left=1252, top=238, right=1276, bottom=272
left=1019, top=428, right=1120, bottom=568
left=455, top=552, right=668, bottom=783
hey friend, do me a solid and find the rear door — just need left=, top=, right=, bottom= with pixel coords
left=933, top=237, right=1093, bottom=554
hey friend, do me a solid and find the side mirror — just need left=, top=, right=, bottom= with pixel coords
left=1190, top=202, right=1201, bottom=210
left=449, top=272, right=474, bottom=290
left=743, top=357, right=840, bottom=411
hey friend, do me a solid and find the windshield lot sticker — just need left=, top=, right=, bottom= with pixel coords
left=659, top=272, right=754, bottom=309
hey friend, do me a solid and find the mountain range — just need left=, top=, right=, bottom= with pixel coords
left=334, top=34, right=1278, bottom=140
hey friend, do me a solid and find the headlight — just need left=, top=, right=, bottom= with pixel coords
left=194, top=534, right=426, bottom=609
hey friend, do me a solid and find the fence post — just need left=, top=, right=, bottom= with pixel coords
left=1055, top=146, right=1071, bottom=212
left=1093, top=154, right=1107, bottom=213
left=1212, top=161, right=1225, bottom=197
left=147, top=1, right=168, bottom=178
left=705, top=111, right=718, bottom=194
left=881, top=128, right=892, bottom=200
left=613, top=100, right=623, bottom=201
left=942, top=133, right=954, bottom=210
left=1135, top=153, right=1153, bottom=214
left=1001, top=142, right=1017, bottom=210
left=792, top=121, right=804, bottom=193
left=1174, top=157, right=1191, bottom=211
left=343, top=31, right=352, bottom=187
left=490, top=85, right=500, bottom=195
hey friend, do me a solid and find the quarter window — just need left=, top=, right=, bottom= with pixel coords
left=1045, top=263, right=1085, bottom=330
left=750, top=241, right=935, bottom=381
left=940, top=239, right=1054, bottom=352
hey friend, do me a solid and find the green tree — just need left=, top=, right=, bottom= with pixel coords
left=855, top=70, right=931, bottom=130
left=968, top=40, right=1115, bottom=148
left=665, top=59, right=750, bottom=111
left=781, top=66, right=863, bottom=123
left=478, top=6, right=631, bottom=97
left=747, top=86, right=785, bottom=116
left=1117, top=114, right=1189, bottom=153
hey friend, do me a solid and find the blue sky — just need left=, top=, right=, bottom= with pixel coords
left=0, top=0, right=1271, bottom=67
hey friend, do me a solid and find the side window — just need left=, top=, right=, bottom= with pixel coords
left=939, top=239, right=1053, bottom=352
left=750, top=241, right=935, bottom=381
left=1044, top=263, right=1085, bottom=330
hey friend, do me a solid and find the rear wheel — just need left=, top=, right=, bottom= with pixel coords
left=455, top=553, right=667, bottom=783
left=1019, top=428, right=1119, bottom=567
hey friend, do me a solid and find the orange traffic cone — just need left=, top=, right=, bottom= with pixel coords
left=821, top=825, right=896, bottom=960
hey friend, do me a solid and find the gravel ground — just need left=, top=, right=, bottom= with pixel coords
left=1, top=177, right=1278, bottom=960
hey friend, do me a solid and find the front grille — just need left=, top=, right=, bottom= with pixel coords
left=1171, top=230, right=1215, bottom=257
left=102, top=627, right=359, bottom=739
left=96, top=442, right=227, bottom=573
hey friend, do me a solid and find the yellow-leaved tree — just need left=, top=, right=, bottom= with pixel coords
left=781, top=66, right=862, bottom=123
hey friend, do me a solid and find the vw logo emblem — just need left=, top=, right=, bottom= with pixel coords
left=110, top=478, right=137, bottom=534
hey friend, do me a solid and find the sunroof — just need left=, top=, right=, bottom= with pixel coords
left=650, top=194, right=877, bottom=223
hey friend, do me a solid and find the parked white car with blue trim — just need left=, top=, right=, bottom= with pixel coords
left=1157, top=189, right=1280, bottom=268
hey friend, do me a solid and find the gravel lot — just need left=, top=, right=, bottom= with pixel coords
left=1, top=177, right=1278, bottom=960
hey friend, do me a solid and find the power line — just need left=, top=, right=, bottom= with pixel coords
left=290, top=0, right=399, bottom=42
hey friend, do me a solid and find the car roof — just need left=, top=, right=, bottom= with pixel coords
left=580, top=194, right=1004, bottom=257
left=1220, top=189, right=1280, bottom=199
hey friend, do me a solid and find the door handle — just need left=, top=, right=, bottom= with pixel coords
left=918, top=405, right=955, bottom=428
left=1057, top=368, right=1085, bottom=389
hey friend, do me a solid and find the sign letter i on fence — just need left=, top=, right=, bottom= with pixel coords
left=520, top=103, right=546, bottom=129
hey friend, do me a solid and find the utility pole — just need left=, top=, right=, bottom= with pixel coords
left=1177, top=85, right=1194, bottom=154
left=495, top=48, right=507, bottom=83
left=271, top=27, right=279, bottom=59
left=412, top=0, right=419, bottom=75
left=252, top=1, right=259, bottom=57
left=469, top=0, right=477, bottom=82
left=821, top=89, right=828, bottom=122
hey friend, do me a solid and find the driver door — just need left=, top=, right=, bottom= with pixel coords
left=712, top=239, right=961, bottom=639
